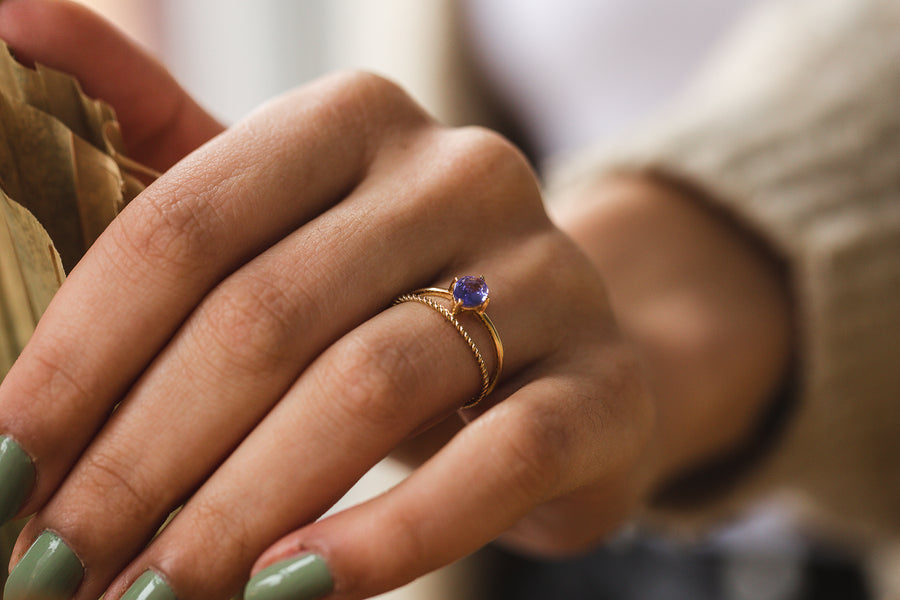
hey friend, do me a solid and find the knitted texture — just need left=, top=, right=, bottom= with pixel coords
left=552, top=0, right=900, bottom=539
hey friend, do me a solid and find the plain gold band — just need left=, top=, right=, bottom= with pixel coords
left=394, top=287, right=504, bottom=409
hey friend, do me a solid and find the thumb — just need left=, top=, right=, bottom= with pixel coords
left=0, top=0, right=224, bottom=171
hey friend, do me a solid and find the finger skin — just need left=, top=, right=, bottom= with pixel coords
left=0, top=72, right=424, bottom=534
left=96, top=230, right=605, bottom=600
left=16, top=124, right=536, bottom=599
left=0, top=0, right=223, bottom=170
left=249, top=371, right=654, bottom=600
left=100, top=301, right=518, bottom=600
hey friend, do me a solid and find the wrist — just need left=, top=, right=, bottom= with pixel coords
left=553, top=173, right=794, bottom=491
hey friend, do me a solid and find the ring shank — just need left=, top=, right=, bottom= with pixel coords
left=394, top=287, right=504, bottom=409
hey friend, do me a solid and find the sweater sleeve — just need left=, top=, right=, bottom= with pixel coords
left=550, top=0, right=900, bottom=538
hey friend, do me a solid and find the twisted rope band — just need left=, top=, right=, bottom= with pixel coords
left=394, top=292, right=493, bottom=409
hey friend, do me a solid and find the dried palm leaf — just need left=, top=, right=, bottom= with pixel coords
left=0, top=39, right=153, bottom=580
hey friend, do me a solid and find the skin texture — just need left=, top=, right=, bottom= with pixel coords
left=0, top=1, right=792, bottom=599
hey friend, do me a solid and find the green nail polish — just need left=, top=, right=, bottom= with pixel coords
left=0, top=436, right=35, bottom=525
left=3, top=531, right=84, bottom=600
left=121, top=570, right=178, bottom=600
left=244, top=554, right=333, bottom=600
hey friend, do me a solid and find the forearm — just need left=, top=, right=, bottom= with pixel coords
left=552, top=175, right=793, bottom=490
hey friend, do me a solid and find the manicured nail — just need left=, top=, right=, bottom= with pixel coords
left=0, top=436, right=35, bottom=525
left=244, top=554, right=333, bottom=600
left=3, top=531, right=84, bottom=600
left=121, top=570, right=178, bottom=600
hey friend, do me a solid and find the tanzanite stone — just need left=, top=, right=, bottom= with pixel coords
left=452, top=276, right=489, bottom=308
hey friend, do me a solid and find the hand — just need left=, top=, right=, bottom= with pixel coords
left=0, top=1, right=796, bottom=599
left=0, top=3, right=672, bottom=600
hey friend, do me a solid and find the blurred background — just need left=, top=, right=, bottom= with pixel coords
left=62, top=1, right=878, bottom=599
left=69, top=0, right=339, bottom=123
left=67, top=1, right=464, bottom=129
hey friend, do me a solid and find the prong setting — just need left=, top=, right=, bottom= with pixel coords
left=450, top=276, right=490, bottom=315
left=395, top=276, right=504, bottom=409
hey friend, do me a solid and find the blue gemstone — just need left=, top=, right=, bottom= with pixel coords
left=453, top=276, right=489, bottom=308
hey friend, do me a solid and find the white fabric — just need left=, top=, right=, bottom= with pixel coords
left=462, top=0, right=762, bottom=163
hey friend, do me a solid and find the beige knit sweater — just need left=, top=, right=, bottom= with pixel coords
left=552, top=0, right=900, bottom=540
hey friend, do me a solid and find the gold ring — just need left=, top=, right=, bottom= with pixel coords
left=394, top=276, right=504, bottom=409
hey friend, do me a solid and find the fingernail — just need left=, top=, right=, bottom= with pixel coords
left=0, top=436, right=35, bottom=525
left=121, top=570, right=178, bottom=600
left=244, top=554, right=333, bottom=600
left=3, top=531, right=84, bottom=600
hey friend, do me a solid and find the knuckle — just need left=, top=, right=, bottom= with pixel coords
left=390, top=509, right=429, bottom=570
left=449, top=126, right=534, bottom=183
left=338, top=509, right=430, bottom=597
left=17, top=344, right=91, bottom=413
left=312, top=70, right=430, bottom=138
left=319, top=333, right=423, bottom=429
left=77, top=450, right=159, bottom=522
left=193, top=502, right=250, bottom=555
left=330, top=70, right=419, bottom=114
left=377, top=510, right=430, bottom=584
left=186, top=499, right=254, bottom=565
left=200, top=276, right=308, bottom=374
left=112, top=180, right=223, bottom=275
left=454, top=125, right=513, bottom=155
left=497, top=405, right=574, bottom=500
left=437, top=126, right=542, bottom=218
